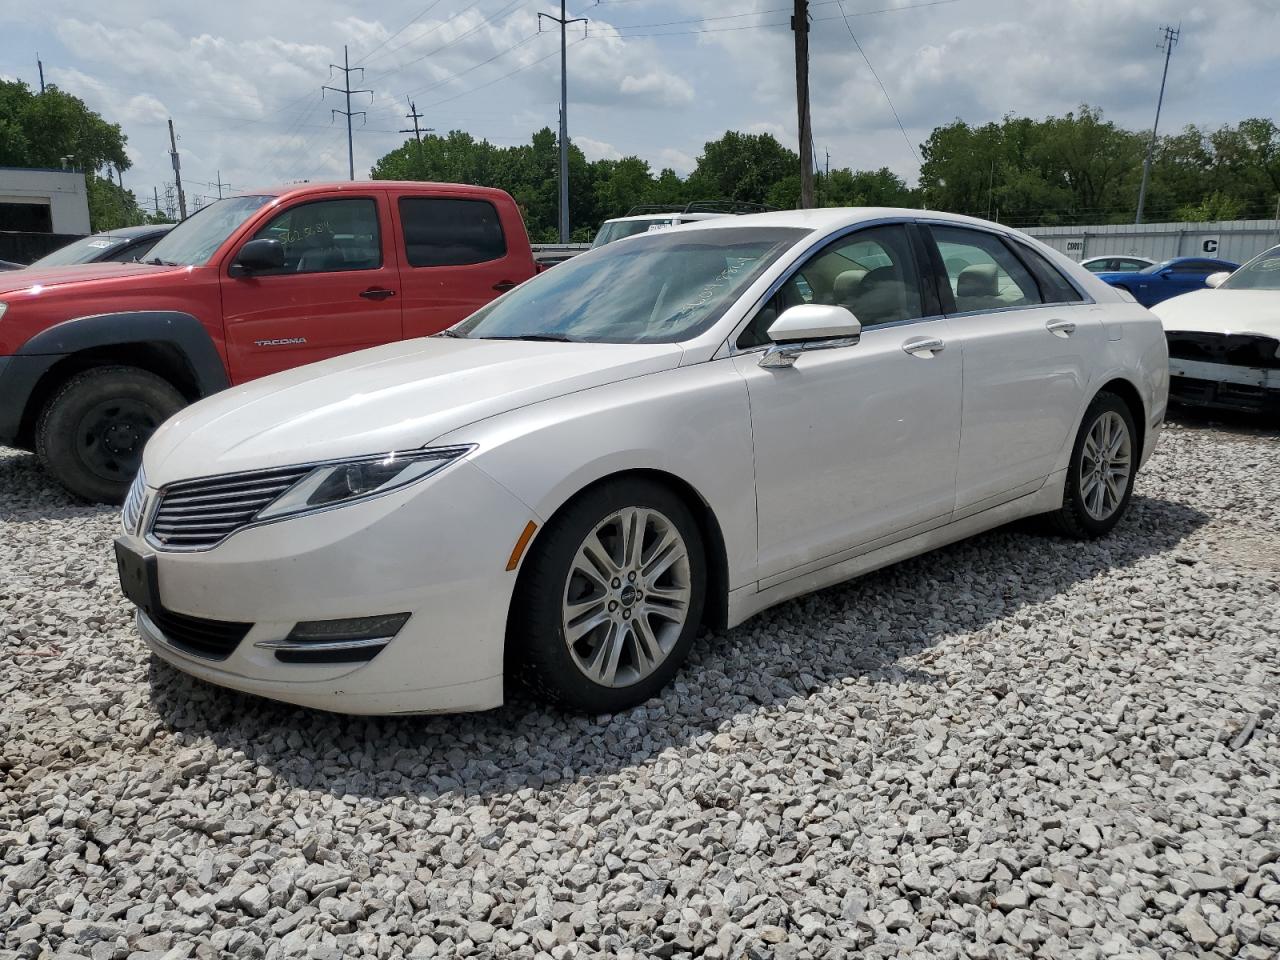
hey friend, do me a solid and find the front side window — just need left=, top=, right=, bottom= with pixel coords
left=931, top=226, right=1042, bottom=313
left=455, top=227, right=805, bottom=344
left=738, top=224, right=924, bottom=348
left=147, top=195, right=273, bottom=267
left=1117, top=258, right=1149, bottom=271
left=1221, top=246, right=1280, bottom=290
left=400, top=197, right=505, bottom=267
left=252, top=198, right=381, bottom=274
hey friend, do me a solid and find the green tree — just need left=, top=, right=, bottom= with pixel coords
left=686, top=131, right=798, bottom=205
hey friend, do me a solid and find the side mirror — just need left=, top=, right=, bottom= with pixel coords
left=231, top=238, right=284, bottom=275
left=1204, top=271, right=1230, bottom=288
left=760, top=304, right=862, bottom=368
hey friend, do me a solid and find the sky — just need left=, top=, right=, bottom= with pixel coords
left=1, top=0, right=1277, bottom=216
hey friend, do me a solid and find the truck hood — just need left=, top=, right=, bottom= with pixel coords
left=145, top=337, right=684, bottom=484
left=0, top=261, right=173, bottom=294
left=1150, top=289, right=1280, bottom=338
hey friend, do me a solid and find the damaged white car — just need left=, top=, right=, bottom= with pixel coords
left=1153, top=244, right=1280, bottom=415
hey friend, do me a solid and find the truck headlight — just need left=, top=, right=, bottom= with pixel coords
left=256, top=446, right=473, bottom=521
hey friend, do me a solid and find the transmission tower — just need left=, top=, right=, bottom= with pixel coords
left=323, top=45, right=373, bottom=181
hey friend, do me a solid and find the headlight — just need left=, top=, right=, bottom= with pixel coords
left=256, top=446, right=473, bottom=521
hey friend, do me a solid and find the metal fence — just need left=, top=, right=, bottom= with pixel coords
left=1023, top=219, right=1280, bottom=265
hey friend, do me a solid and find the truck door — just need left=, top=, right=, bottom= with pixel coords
left=393, top=193, right=534, bottom=338
left=219, top=191, right=403, bottom=382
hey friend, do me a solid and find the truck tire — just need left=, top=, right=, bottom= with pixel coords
left=35, top=365, right=185, bottom=504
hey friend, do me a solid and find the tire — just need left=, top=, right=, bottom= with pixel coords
left=35, top=365, right=186, bottom=504
left=509, top=478, right=707, bottom=714
left=1047, top=391, right=1138, bottom=539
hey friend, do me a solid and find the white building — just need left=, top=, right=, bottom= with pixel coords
left=0, top=167, right=91, bottom=235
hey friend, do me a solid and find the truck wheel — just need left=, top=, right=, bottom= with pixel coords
left=36, top=365, right=186, bottom=503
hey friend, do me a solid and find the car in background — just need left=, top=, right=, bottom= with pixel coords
left=1080, top=255, right=1154, bottom=273
left=590, top=201, right=773, bottom=248
left=28, top=225, right=175, bottom=268
left=1152, top=244, right=1280, bottom=414
left=0, top=182, right=537, bottom=503
left=114, top=208, right=1166, bottom=716
left=1096, top=256, right=1240, bottom=307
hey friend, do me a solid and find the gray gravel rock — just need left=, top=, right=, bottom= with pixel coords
left=3, top=420, right=1280, bottom=959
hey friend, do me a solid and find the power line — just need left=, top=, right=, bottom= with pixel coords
left=365, top=0, right=524, bottom=84
left=354, top=0, right=449, bottom=66
left=323, top=45, right=374, bottom=180
left=592, top=0, right=961, bottom=36
left=834, top=0, right=920, bottom=167
left=401, top=32, right=540, bottom=98
left=362, top=0, right=486, bottom=73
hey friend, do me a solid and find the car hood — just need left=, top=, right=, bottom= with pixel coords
left=144, top=337, right=685, bottom=484
left=1150, top=289, right=1280, bottom=338
left=0, top=261, right=173, bottom=294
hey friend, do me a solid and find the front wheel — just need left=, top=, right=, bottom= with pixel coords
left=509, top=478, right=706, bottom=713
left=1047, top=391, right=1137, bottom=539
left=35, top=365, right=186, bottom=503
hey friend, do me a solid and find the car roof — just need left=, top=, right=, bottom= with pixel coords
left=662, top=206, right=1031, bottom=234
left=92, top=224, right=174, bottom=239
left=231, top=181, right=514, bottom=203
left=601, top=212, right=726, bottom=224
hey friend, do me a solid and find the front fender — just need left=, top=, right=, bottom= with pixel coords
left=432, top=358, right=760, bottom=591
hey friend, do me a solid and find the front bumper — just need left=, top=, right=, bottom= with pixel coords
left=123, top=460, right=539, bottom=714
left=1168, top=358, right=1280, bottom=414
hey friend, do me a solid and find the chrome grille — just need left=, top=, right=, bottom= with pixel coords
left=121, top=467, right=147, bottom=535
left=147, top=466, right=312, bottom=551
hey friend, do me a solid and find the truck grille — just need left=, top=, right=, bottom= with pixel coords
left=148, top=605, right=252, bottom=660
left=1165, top=331, right=1280, bottom=370
left=148, top=466, right=312, bottom=551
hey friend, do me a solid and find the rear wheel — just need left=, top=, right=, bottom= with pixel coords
left=36, top=365, right=185, bottom=503
left=510, top=478, right=706, bottom=713
left=1047, top=391, right=1137, bottom=539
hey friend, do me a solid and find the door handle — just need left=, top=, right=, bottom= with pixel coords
left=902, top=336, right=945, bottom=357
left=359, top=287, right=396, bottom=301
left=1045, top=319, right=1076, bottom=338
left=492, top=280, right=518, bottom=293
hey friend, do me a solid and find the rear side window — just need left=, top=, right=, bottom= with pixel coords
left=930, top=226, right=1042, bottom=313
left=399, top=197, right=506, bottom=267
left=1014, top=243, right=1084, bottom=303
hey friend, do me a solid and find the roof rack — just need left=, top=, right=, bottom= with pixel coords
left=622, top=200, right=777, bottom=217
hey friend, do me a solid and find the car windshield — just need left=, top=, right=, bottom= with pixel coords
left=1139, top=260, right=1173, bottom=275
left=30, top=234, right=130, bottom=266
left=590, top=217, right=677, bottom=248
left=455, top=227, right=806, bottom=344
left=143, top=195, right=274, bottom=266
left=1220, top=247, right=1280, bottom=290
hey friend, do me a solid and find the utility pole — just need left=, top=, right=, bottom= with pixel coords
left=793, top=1, right=815, bottom=208
left=168, top=118, right=188, bottom=220
left=1136, top=24, right=1179, bottom=225
left=37, top=55, right=45, bottom=93
left=401, top=100, right=426, bottom=143
left=213, top=170, right=230, bottom=199
left=153, top=186, right=161, bottom=218
left=323, top=45, right=372, bottom=181
left=539, top=2, right=587, bottom=242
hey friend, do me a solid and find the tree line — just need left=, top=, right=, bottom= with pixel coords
left=2, top=77, right=1277, bottom=238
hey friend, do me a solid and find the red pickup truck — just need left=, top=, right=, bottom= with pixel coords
left=0, top=181, right=537, bottom=502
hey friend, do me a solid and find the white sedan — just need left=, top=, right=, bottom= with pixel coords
left=1151, top=244, right=1280, bottom=414
left=115, top=209, right=1168, bottom=715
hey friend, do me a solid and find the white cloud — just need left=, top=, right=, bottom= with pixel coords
left=576, top=136, right=623, bottom=162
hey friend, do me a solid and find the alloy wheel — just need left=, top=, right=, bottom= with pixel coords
left=561, top=507, right=692, bottom=688
left=1080, top=410, right=1132, bottom=521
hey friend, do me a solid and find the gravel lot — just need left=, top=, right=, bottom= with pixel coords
left=2, top=420, right=1278, bottom=960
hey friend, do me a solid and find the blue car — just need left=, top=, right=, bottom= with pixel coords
left=1096, top=256, right=1239, bottom=307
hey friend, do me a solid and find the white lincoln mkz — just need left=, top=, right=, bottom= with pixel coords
left=116, top=209, right=1169, bottom=715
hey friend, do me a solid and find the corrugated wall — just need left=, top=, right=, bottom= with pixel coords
left=1022, top=219, right=1280, bottom=264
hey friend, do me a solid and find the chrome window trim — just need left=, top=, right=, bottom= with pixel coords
left=144, top=445, right=475, bottom=554
left=942, top=300, right=1091, bottom=322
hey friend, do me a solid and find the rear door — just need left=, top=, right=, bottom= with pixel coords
left=219, top=192, right=402, bottom=382
left=393, top=193, right=534, bottom=338
left=924, top=224, right=1102, bottom=512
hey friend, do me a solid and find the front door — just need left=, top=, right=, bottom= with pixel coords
left=733, top=223, right=962, bottom=584
left=220, top=193, right=403, bottom=383
left=926, top=224, right=1101, bottom=511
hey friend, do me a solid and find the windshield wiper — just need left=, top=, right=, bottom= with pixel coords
left=484, top=333, right=581, bottom=343
left=146, top=257, right=179, bottom=266
left=432, top=328, right=466, bottom=338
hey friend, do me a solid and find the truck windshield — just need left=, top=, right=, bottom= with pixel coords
left=144, top=195, right=274, bottom=266
left=1220, top=246, right=1280, bottom=290
left=454, top=227, right=806, bottom=344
